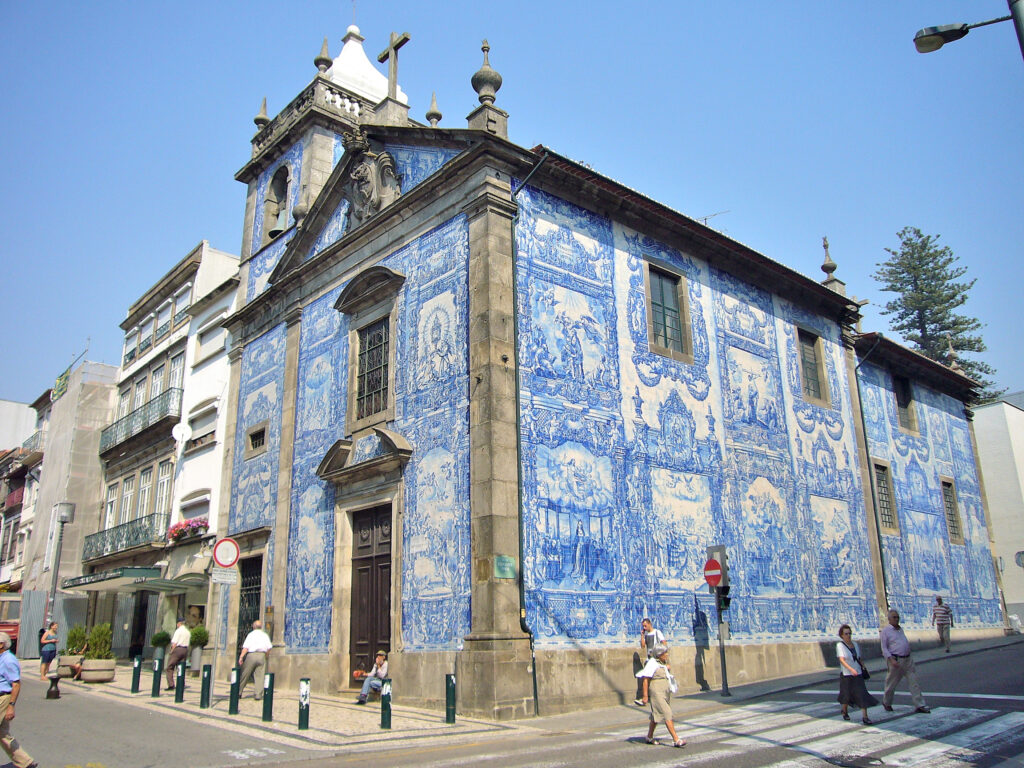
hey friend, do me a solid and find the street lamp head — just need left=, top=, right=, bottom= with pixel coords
left=54, top=502, right=75, bottom=524
left=914, top=23, right=970, bottom=53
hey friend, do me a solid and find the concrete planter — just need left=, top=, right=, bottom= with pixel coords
left=189, top=646, right=204, bottom=676
left=79, top=658, right=116, bottom=683
left=56, top=655, right=83, bottom=678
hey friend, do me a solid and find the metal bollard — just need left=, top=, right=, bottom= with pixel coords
left=298, top=678, right=310, bottom=730
left=175, top=662, right=186, bottom=702
left=200, top=664, right=212, bottom=709
left=131, top=656, right=142, bottom=694
left=445, top=674, right=456, bottom=724
left=45, top=674, right=61, bottom=700
left=261, top=672, right=274, bottom=722
left=380, top=678, right=392, bottom=730
left=151, top=657, right=164, bottom=698
left=228, top=666, right=240, bottom=715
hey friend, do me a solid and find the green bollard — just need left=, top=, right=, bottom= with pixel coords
left=445, top=674, right=456, bottom=724
left=151, top=657, right=164, bottom=698
left=298, top=678, right=310, bottom=730
left=130, top=656, right=142, bottom=694
left=380, top=678, right=392, bottom=730
left=174, top=662, right=186, bottom=702
left=200, top=664, right=212, bottom=709
left=261, top=672, right=274, bottom=722
left=228, top=666, right=240, bottom=715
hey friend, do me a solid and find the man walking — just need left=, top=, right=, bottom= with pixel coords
left=931, top=596, right=954, bottom=653
left=880, top=608, right=930, bottom=714
left=0, top=631, right=37, bottom=768
left=165, top=617, right=191, bottom=690
left=633, top=617, right=666, bottom=706
left=237, top=620, right=273, bottom=701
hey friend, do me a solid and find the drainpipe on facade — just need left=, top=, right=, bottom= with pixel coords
left=854, top=333, right=890, bottom=613
left=510, top=150, right=548, bottom=717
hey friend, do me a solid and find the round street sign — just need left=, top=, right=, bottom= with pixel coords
left=704, top=558, right=722, bottom=587
left=213, top=537, right=240, bottom=569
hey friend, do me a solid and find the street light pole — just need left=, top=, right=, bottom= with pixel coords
left=913, top=0, right=1024, bottom=62
left=46, top=502, right=75, bottom=624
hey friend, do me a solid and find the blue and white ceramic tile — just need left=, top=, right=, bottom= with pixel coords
left=857, top=362, right=1001, bottom=626
left=229, top=324, right=286, bottom=537
left=247, top=234, right=292, bottom=302
left=284, top=287, right=346, bottom=652
left=384, top=144, right=461, bottom=193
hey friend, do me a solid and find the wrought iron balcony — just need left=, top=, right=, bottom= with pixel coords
left=4, top=485, right=24, bottom=510
left=123, top=347, right=137, bottom=366
left=82, top=512, right=169, bottom=561
left=21, top=430, right=44, bottom=453
left=100, top=388, right=182, bottom=454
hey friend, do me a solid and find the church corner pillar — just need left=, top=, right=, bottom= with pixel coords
left=459, top=171, right=535, bottom=719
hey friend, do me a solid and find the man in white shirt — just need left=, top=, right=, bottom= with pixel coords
left=237, top=620, right=273, bottom=701
left=633, top=618, right=666, bottom=706
left=165, top=617, right=191, bottom=690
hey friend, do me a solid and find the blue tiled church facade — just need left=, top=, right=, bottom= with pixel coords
left=225, top=99, right=1000, bottom=713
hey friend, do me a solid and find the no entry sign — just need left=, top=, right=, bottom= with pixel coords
left=704, top=558, right=723, bottom=587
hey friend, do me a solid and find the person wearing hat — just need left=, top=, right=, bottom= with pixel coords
left=165, top=617, right=192, bottom=690
left=354, top=650, right=388, bottom=704
left=0, top=631, right=38, bottom=768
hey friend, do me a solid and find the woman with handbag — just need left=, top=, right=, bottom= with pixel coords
left=837, top=624, right=879, bottom=724
left=637, top=644, right=686, bottom=748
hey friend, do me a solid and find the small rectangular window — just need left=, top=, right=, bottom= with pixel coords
left=105, top=483, right=119, bottom=529
left=643, top=261, right=692, bottom=363
left=137, top=467, right=153, bottom=519
left=244, top=421, right=270, bottom=460
left=893, top=375, right=917, bottom=432
left=941, top=479, right=964, bottom=544
left=357, top=318, right=390, bottom=420
left=797, top=329, right=829, bottom=404
left=154, top=460, right=173, bottom=517
left=119, top=475, right=136, bottom=526
left=873, top=462, right=899, bottom=533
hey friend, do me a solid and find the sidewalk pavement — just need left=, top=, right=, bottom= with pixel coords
left=37, top=633, right=1024, bottom=752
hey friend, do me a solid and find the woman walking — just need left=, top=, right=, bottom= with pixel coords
left=637, top=643, right=686, bottom=748
left=39, top=621, right=59, bottom=679
left=837, top=624, right=878, bottom=724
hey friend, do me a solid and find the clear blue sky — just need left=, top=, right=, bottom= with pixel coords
left=2, top=1, right=1022, bottom=404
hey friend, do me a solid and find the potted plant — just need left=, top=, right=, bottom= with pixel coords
left=188, top=624, right=209, bottom=676
left=167, top=517, right=209, bottom=544
left=57, top=624, right=87, bottom=678
left=150, top=629, right=171, bottom=661
left=80, top=623, right=116, bottom=683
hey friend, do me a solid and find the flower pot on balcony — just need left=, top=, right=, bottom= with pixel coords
left=79, top=658, right=116, bottom=683
left=57, top=654, right=83, bottom=678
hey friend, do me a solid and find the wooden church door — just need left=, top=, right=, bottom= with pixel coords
left=349, top=505, right=392, bottom=682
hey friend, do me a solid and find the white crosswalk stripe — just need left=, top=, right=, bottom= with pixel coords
left=883, top=711, right=1024, bottom=766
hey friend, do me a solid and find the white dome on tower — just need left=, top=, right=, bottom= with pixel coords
left=325, top=25, right=408, bottom=105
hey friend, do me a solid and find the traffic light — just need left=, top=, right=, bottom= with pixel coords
left=716, top=585, right=731, bottom=611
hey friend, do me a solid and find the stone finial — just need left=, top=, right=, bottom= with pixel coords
left=819, top=235, right=846, bottom=296
left=426, top=92, right=442, bottom=126
left=292, top=184, right=309, bottom=226
left=946, top=333, right=962, bottom=371
left=821, top=236, right=836, bottom=276
left=254, top=97, right=271, bottom=130
left=315, top=37, right=332, bottom=72
left=471, top=40, right=502, bottom=105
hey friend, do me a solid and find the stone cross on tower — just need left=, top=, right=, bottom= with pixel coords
left=377, top=31, right=410, bottom=102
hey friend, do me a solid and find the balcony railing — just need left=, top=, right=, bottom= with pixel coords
left=123, top=347, right=137, bottom=366
left=4, top=486, right=24, bottom=510
left=21, top=430, right=44, bottom=453
left=100, top=388, right=182, bottom=454
left=155, top=321, right=170, bottom=341
left=82, top=512, right=169, bottom=561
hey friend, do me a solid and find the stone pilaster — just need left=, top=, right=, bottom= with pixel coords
left=458, top=172, right=535, bottom=719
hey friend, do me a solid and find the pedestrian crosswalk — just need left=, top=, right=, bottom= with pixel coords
left=403, top=699, right=1024, bottom=768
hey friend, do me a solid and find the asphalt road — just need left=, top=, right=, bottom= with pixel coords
left=10, top=642, right=1024, bottom=768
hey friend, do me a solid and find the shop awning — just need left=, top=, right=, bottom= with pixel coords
left=63, top=567, right=163, bottom=592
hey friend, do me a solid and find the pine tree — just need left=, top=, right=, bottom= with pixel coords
left=874, top=227, right=1001, bottom=401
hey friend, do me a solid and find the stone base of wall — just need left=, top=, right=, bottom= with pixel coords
left=210, top=627, right=1006, bottom=719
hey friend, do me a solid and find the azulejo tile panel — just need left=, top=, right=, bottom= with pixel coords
left=516, top=184, right=883, bottom=647
left=284, top=287, right=346, bottom=652
left=384, top=144, right=461, bottom=193
left=247, top=234, right=292, bottom=302
left=857, top=362, right=1001, bottom=626
left=229, top=323, right=286, bottom=555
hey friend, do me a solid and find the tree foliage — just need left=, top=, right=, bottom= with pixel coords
left=874, top=227, right=1001, bottom=400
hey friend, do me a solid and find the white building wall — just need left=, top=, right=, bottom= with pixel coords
left=974, top=400, right=1024, bottom=618
left=0, top=400, right=36, bottom=448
